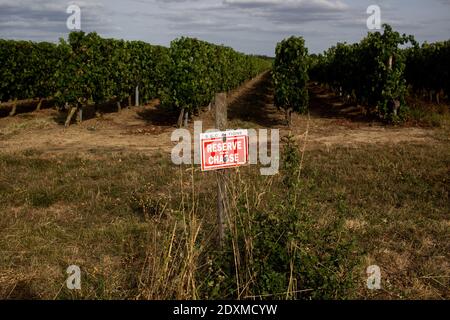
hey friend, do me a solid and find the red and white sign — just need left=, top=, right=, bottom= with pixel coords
left=200, top=129, right=249, bottom=171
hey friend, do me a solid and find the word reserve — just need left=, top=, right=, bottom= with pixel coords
left=200, top=129, right=249, bottom=171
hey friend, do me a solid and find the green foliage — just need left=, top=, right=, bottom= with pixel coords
left=280, top=134, right=301, bottom=188
left=54, top=31, right=169, bottom=108
left=162, top=37, right=271, bottom=113
left=309, top=24, right=414, bottom=121
left=0, top=34, right=268, bottom=118
left=0, top=40, right=59, bottom=101
left=405, top=40, right=450, bottom=100
left=54, top=32, right=98, bottom=107
left=273, top=36, right=309, bottom=114
left=205, top=136, right=358, bottom=300
left=0, top=32, right=169, bottom=109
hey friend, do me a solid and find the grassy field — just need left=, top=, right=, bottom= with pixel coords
left=0, top=138, right=448, bottom=299
left=0, top=75, right=449, bottom=299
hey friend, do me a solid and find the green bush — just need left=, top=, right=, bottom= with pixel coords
left=273, top=36, right=309, bottom=125
left=162, top=37, right=271, bottom=124
left=0, top=40, right=59, bottom=102
left=53, top=32, right=169, bottom=109
left=0, top=33, right=268, bottom=125
left=309, top=24, right=415, bottom=121
left=204, top=135, right=359, bottom=300
left=405, top=40, right=450, bottom=102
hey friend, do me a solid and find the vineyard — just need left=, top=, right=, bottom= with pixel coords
left=405, top=40, right=450, bottom=104
left=273, top=36, right=309, bottom=126
left=0, top=24, right=449, bottom=301
left=0, top=32, right=271, bottom=126
left=1, top=25, right=449, bottom=125
left=309, top=25, right=413, bottom=121
left=308, top=25, right=449, bottom=122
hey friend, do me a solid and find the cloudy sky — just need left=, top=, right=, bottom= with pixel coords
left=0, top=0, right=449, bottom=55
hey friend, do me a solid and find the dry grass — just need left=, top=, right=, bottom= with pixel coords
left=0, top=135, right=448, bottom=299
left=0, top=110, right=450, bottom=299
left=1, top=73, right=448, bottom=300
left=0, top=138, right=450, bottom=299
left=0, top=117, right=53, bottom=137
left=136, top=166, right=203, bottom=300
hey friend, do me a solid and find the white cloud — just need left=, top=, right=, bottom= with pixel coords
left=0, top=0, right=448, bottom=55
left=224, top=0, right=347, bottom=10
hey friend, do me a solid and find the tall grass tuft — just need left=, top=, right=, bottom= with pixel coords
left=136, top=166, right=202, bottom=299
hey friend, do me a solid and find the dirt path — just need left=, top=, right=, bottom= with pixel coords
left=297, top=83, right=437, bottom=148
left=0, top=107, right=175, bottom=157
left=0, top=72, right=441, bottom=157
left=227, top=72, right=437, bottom=149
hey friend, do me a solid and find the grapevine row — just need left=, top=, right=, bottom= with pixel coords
left=308, top=24, right=414, bottom=121
left=0, top=32, right=271, bottom=125
left=162, top=37, right=271, bottom=125
left=405, top=41, right=450, bottom=104
left=272, top=36, right=309, bottom=126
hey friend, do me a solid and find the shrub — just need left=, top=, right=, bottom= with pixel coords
left=273, top=36, right=309, bottom=126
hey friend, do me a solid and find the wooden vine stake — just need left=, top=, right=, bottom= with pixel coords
left=177, top=108, right=185, bottom=128
left=65, top=104, right=78, bottom=128
left=214, top=93, right=228, bottom=248
left=9, top=98, right=18, bottom=117
left=184, top=111, right=189, bottom=127
left=77, top=107, right=83, bottom=124
left=135, top=86, right=139, bottom=107
left=35, top=98, right=43, bottom=112
left=387, top=55, right=400, bottom=116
